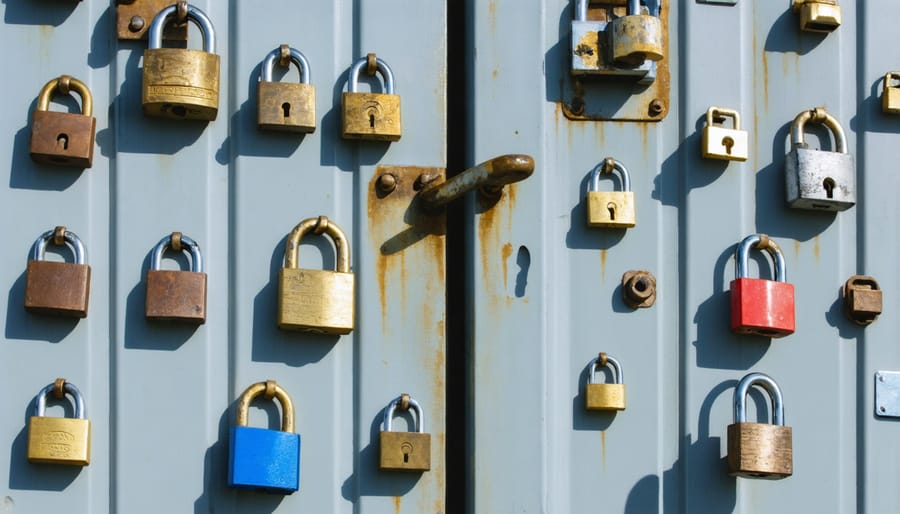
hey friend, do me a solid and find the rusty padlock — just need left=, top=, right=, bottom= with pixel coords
left=24, top=227, right=91, bottom=318
left=30, top=75, right=95, bottom=168
left=843, top=275, right=882, bottom=326
left=727, top=372, right=793, bottom=479
left=258, top=45, right=316, bottom=132
left=730, top=234, right=795, bottom=338
left=792, top=0, right=841, bottom=33
left=145, top=232, right=207, bottom=324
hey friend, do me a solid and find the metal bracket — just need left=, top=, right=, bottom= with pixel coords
left=116, top=0, right=187, bottom=41
left=875, top=371, right=900, bottom=418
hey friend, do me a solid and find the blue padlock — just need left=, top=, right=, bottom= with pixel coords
left=228, top=380, right=300, bottom=494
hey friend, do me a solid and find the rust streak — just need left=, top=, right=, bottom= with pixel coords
left=813, top=236, right=820, bottom=262
left=601, top=430, right=606, bottom=472
left=793, top=240, right=801, bottom=259
left=600, top=249, right=607, bottom=281
left=393, top=496, right=401, bottom=514
left=501, top=243, right=513, bottom=293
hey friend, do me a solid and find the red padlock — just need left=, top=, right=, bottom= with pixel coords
left=730, top=234, right=795, bottom=337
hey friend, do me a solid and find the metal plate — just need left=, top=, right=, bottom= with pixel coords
left=116, top=0, right=187, bottom=41
left=875, top=372, right=900, bottom=418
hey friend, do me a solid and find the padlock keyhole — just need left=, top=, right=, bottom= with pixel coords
left=823, top=177, right=836, bottom=199
left=607, top=202, right=617, bottom=221
left=369, top=113, right=376, bottom=128
left=403, top=453, right=409, bottom=463
left=282, top=102, right=291, bottom=118
left=57, top=134, right=69, bottom=150
left=722, top=136, right=735, bottom=154
left=171, top=106, right=187, bottom=117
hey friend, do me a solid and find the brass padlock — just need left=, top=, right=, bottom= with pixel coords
left=142, top=3, right=220, bottom=120
left=792, top=0, right=841, bottom=33
left=379, top=394, right=431, bottom=472
left=585, top=353, right=626, bottom=411
left=342, top=54, right=401, bottom=141
left=30, top=75, right=95, bottom=168
left=145, top=232, right=207, bottom=324
left=882, top=72, right=900, bottom=114
left=586, top=157, right=635, bottom=228
left=277, top=216, right=355, bottom=334
left=843, top=275, right=882, bottom=326
left=24, top=227, right=91, bottom=318
left=28, top=379, right=91, bottom=466
left=258, top=45, right=316, bottom=133
left=702, top=107, right=748, bottom=162
left=727, top=373, right=792, bottom=479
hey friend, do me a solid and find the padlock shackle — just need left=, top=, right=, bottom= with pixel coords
left=790, top=107, right=847, bottom=154
left=588, top=353, right=624, bottom=385
left=885, top=72, right=900, bottom=89
left=150, top=232, right=203, bottom=273
left=284, top=216, right=351, bottom=274
left=36, top=75, right=93, bottom=117
left=574, top=0, right=588, bottom=21
left=735, top=233, right=786, bottom=283
left=383, top=395, right=425, bottom=433
left=733, top=372, right=784, bottom=426
left=261, top=45, right=311, bottom=84
left=148, top=3, right=216, bottom=53
left=348, top=56, right=395, bottom=95
left=235, top=380, right=295, bottom=434
left=589, top=157, right=631, bottom=193
left=706, top=106, right=740, bottom=130
left=35, top=380, right=86, bottom=419
left=31, top=228, right=86, bottom=265
left=627, top=0, right=641, bottom=15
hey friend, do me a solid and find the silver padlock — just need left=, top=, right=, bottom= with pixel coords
left=785, top=107, right=855, bottom=211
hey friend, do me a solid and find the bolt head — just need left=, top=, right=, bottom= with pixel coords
left=128, top=15, right=145, bottom=32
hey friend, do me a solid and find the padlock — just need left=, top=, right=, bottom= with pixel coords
left=586, top=157, right=636, bottom=228
left=785, top=107, right=855, bottom=211
left=379, top=394, right=431, bottom=472
left=145, top=232, right=207, bottom=324
left=142, top=3, right=220, bottom=120
left=882, top=72, right=900, bottom=114
left=258, top=45, right=316, bottom=133
left=702, top=107, right=749, bottom=162
left=30, top=75, right=96, bottom=168
left=727, top=372, right=793, bottom=479
left=843, top=275, right=882, bottom=326
left=24, top=227, right=91, bottom=318
left=570, top=0, right=603, bottom=75
left=228, top=380, right=300, bottom=494
left=792, top=0, right=841, bottom=33
left=585, top=353, right=626, bottom=411
left=609, top=0, right=664, bottom=67
left=342, top=54, right=401, bottom=141
left=27, top=379, right=91, bottom=466
left=277, top=216, right=355, bottom=334
left=730, top=234, right=795, bottom=338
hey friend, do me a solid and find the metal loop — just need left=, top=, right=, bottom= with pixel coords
left=31, top=228, right=86, bottom=265
left=170, top=231, right=183, bottom=252
left=790, top=107, right=847, bottom=154
left=283, top=216, right=351, bottom=274
left=175, top=0, right=187, bottom=23
left=348, top=56, right=395, bottom=95
left=383, top=395, right=425, bottom=433
left=574, top=0, right=588, bottom=21
left=261, top=46, right=311, bottom=84
left=150, top=233, right=203, bottom=273
left=53, top=378, right=66, bottom=399
left=148, top=3, right=216, bottom=53
left=234, top=380, right=295, bottom=433
left=57, top=75, right=71, bottom=95
left=885, top=72, right=900, bottom=89
left=735, top=233, right=786, bottom=283
left=627, top=0, right=640, bottom=15
left=588, top=353, right=623, bottom=385
left=706, top=106, right=741, bottom=130
left=36, top=75, right=93, bottom=117
left=733, top=372, right=785, bottom=426
left=588, top=157, right=632, bottom=193
left=35, top=380, right=86, bottom=419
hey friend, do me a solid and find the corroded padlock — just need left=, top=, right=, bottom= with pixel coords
left=702, top=107, right=748, bottom=162
left=730, top=234, right=795, bottom=338
left=586, top=157, right=635, bottom=228
left=882, top=72, right=900, bottom=114
left=145, top=232, right=207, bottom=324
left=792, top=0, right=841, bottom=33
left=585, top=353, right=626, bottom=411
left=609, top=0, right=664, bottom=67
left=570, top=0, right=603, bottom=75
left=258, top=45, right=316, bottom=133
left=24, top=227, right=91, bottom=318
left=843, top=275, right=882, bottom=326
left=142, top=3, right=220, bottom=120
left=30, top=75, right=95, bottom=168
left=785, top=107, right=855, bottom=211
left=380, top=394, right=431, bottom=472
left=342, top=54, right=401, bottom=141
left=727, top=372, right=793, bottom=479
left=28, top=379, right=91, bottom=466
left=277, top=216, right=355, bottom=334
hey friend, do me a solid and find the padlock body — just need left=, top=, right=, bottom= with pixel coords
left=228, top=426, right=300, bottom=493
left=28, top=416, right=91, bottom=466
left=30, top=110, right=96, bottom=168
left=845, top=277, right=882, bottom=324
left=702, top=125, right=749, bottom=161
left=278, top=268, right=355, bottom=334
left=610, top=15, right=664, bottom=65
left=585, top=383, right=626, bottom=411
left=785, top=147, right=856, bottom=211
left=882, top=87, right=900, bottom=114
left=798, top=2, right=841, bottom=32
left=730, top=278, right=795, bottom=337
left=258, top=82, right=316, bottom=133
left=727, top=422, right=792, bottom=479
left=571, top=20, right=603, bottom=75
left=142, top=48, right=220, bottom=121
left=587, top=191, right=636, bottom=228
left=379, top=431, right=431, bottom=472
left=342, top=92, right=402, bottom=141
left=24, top=260, right=91, bottom=317
left=145, top=270, right=207, bottom=324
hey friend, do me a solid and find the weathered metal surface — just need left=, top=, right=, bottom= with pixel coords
left=116, top=0, right=188, bottom=41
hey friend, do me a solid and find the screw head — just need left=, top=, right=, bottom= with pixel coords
left=128, top=15, right=145, bottom=32
left=376, top=173, right=397, bottom=194
left=649, top=99, right=665, bottom=116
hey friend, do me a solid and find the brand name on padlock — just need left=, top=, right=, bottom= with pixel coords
left=40, top=431, right=75, bottom=443
left=147, top=86, right=217, bottom=100
left=40, top=443, right=74, bottom=457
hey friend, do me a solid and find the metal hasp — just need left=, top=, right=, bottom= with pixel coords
left=417, top=154, right=534, bottom=210
left=785, top=107, right=855, bottom=211
left=117, top=0, right=188, bottom=41
left=730, top=234, right=795, bottom=338
left=875, top=372, right=900, bottom=418
left=792, top=0, right=841, bottom=33
left=843, top=275, right=882, bottom=326
left=727, top=372, right=793, bottom=479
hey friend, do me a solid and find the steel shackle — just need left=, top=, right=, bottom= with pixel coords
left=383, top=394, right=425, bottom=433
left=735, top=233, right=786, bottom=283
left=706, top=107, right=741, bottom=130
left=30, top=227, right=86, bottom=265
left=150, top=232, right=203, bottom=273
left=733, top=372, right=785, bottom=426
left=348, top=55, right=395, bottom=95
left=261, top=45, right=311, bottom=84
left=36, top=76, right=93, bottom=117
left=790, top=107, right=847, bottom=154
left=35, top=379, right=86, bottom=419
left=589, top=157, right=632, bottom=193
left=283, top=216, right=351, bottom=273
left=588, top=352, right=624, bottom=385
left=235, top=380, right=295, bottom=434
left=148, top=3, right=216, bottom=53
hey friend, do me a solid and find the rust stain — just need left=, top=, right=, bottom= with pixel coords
left=600, top=249, right=607, bottom=281
left=487, top=0, right=496, bottom=32
left=793, top=240, right=801, bottom=259
left=639, top=123, right=649, bottom=154
left=478, top=185, right=518, bottom=314
left=393, top=496, right=401, bottom=514
left=813, top=236, right=820, bottom=262
left=601, top=430, right=606, bottom=471
left=501, top=243, right=513, bottom=292
left=492, top=68, right=498, bottom=79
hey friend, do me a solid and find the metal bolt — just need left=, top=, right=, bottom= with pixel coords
left=414, top=173, right=439, bottom=191
left=649, top=99, right=665, bottom=116
left=622, top=270, right=657, bottom=309
left=128, top=15, right=145, bottom=32
left=569, top=97, right=586, bottom=116
left=881, top=406, right=887, bottom=413
left=376, top=173, right=397, bottom=194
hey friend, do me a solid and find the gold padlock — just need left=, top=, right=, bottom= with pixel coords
left=277, top=216, right=355, bottom=334
left=30, top=75, right=96, bottom=168
left=702, top=107, right=749, bottom=162
left=843, top=275, right=882, bottom=326
left=258, top=44, right=316, bottom=133
left=28, top=379, right=91, bottom=466
left=792, top=0, right=841, bottom=33
left=142, top=3, right=220, bottom=120
left=882, top=72, right=900, bottom=114
left=379, top=394, right=431, bottom=472
left=342, top=53, right=401, bottom=141
left=24, top=227, right=91, bottom=318
left=586, top=157, right=636, bottom=228
left=585, top=353, right=626, bottom=411
left=727, top=373, right=793, bottom=479
left=145, top=232, right=207, bottom=324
